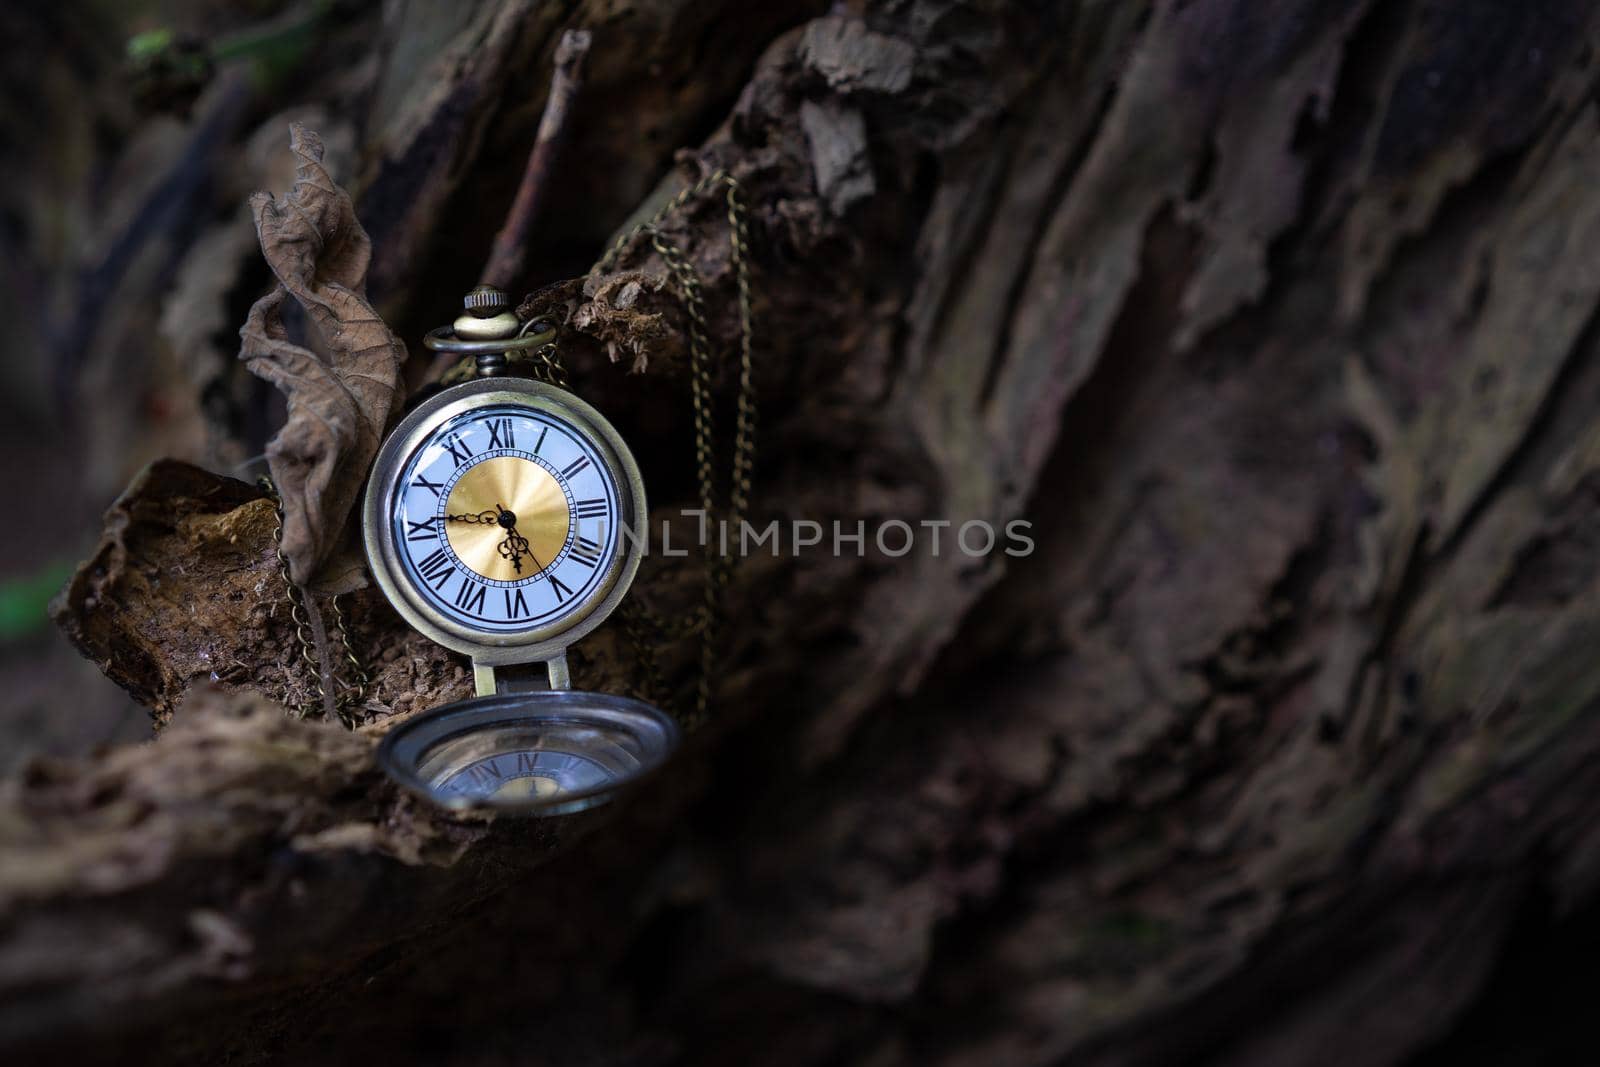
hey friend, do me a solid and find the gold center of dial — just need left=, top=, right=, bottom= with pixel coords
left=443, top=456, right=570, bottom=583
left=488, top=775, right=560, bottom=800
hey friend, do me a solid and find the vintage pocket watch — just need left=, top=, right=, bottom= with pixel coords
left=365, top=285, right=678, bottom=815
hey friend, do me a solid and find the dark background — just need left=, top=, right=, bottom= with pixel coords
left=6, top=1, right=1600, bottom=1064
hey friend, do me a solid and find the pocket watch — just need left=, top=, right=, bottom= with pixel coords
left=365, top=285, right=678, bottom=815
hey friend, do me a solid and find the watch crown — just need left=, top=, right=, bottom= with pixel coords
left=463, top=285, right=509, bottom=317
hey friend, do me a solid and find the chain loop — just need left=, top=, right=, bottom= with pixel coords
left=522, top=316, right=570, bottom=387
left=258, top=476, right=368, bottom=728
left=591, top=169, right=756, bottom=729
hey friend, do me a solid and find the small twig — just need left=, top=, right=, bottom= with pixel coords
left=424, top=29, right=591, bottom=387
left=479, top=28, right=592, bottom=291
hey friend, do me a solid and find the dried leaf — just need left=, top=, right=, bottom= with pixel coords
left=240, top=123, right=406, bottom=587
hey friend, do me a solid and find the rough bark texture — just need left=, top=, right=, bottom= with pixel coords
left=13, top=1, right=1600, bottom=1064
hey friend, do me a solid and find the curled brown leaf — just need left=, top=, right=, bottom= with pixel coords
left=239, top=123, right=406, bottom=588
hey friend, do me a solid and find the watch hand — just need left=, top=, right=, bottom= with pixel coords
left=497, top=530, right=533, bottom=573
left=491, top=504, right=535, bottom=574
left=445, top=510, right=499, bottom=524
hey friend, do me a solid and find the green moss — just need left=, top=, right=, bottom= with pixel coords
left=0, top=560, right=76, bottom=641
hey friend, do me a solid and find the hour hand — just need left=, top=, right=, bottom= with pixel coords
left=497, top=531, right=532, bottom=573
left=446, top=509, right=499, bottom=524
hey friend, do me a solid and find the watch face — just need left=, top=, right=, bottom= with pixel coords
left=390, top=402, right=624, bottom=635
left=435, top=749, right=614, bottom=803
left=376, top=690, right=681, bottom=816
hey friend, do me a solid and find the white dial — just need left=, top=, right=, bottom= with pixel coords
left=390, top=403, right=622, bottom=634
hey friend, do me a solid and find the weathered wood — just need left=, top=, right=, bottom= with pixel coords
left=15, top=1, right=1600, bottom=1064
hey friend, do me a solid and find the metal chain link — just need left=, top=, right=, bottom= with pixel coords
left=590, top=169, right=756, bottom=729
left=521, top=312, right=570, bottom=386
left=258, top=476, right=369, bottom=728
left=531, top=342, right=569, bottom=386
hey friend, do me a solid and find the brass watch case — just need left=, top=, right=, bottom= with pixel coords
left=362, top=376, right=647, bottom=667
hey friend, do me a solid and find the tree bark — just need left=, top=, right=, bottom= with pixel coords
left=13, top=1, right=1600, bottom=1064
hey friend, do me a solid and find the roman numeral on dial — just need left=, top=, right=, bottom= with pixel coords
left=467, top=760, right=503, bottom=788
left=443, top=433, right=474, bottom=466
left=454, top=578, right=487, bottom=614
left=417, top=549, right=455, bottom=590
left=570, top=536, right=602, bottom=567
left=400, top=416, right=622, bottom=627
left=484, top=417, right=515, bottom=450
